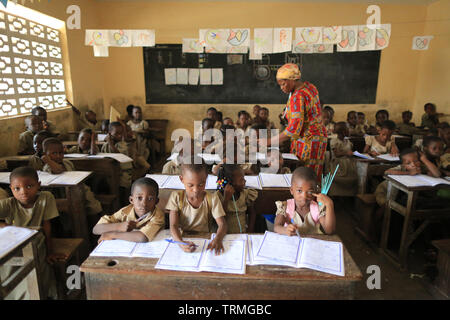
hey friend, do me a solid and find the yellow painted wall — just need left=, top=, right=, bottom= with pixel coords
left=414, top=0, right=450, bottom=124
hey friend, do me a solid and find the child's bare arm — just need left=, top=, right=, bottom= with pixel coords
left=98, top=230, right=147, bottom=243
left=274, top=214, right=297, bottom=236
left=92, top=221, right=136, bottom=235
left=390, top=142, right=399, bottom=156
left=314, top=194, right=336, bottom=235
left=420, top=153, right=441, bottom=177
left=207, top=216, right=226, bottom=254
left=169, top=210, right=195, bottom=252
left=41, top=156, right=65, bottom=174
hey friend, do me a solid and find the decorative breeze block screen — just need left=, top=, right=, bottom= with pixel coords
left=0, top=10, right=67, bottom=118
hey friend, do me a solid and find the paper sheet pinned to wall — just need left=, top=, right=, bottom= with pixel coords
left=412, top=35, right=433, bottom=50
left=295, top=27, right=323, bottom=45
left=199, top=68, right=212, bottom=85
left=273, top=27, right=292, bottom=53
left=375, top=24, right=391, bottom=50
left=249, top=40, right=262, bottom=60
left=357, top=25, right=376, bottom=51
left=188, top=68, right=199, bottom=85
left=131, top=29, right=155, bottom=47
left=313, top=43, right=333, bottom=53
left=254, top=28, right=273, bottom=54
left=176, top=68, right=188, bottom=85
left=85, top=30, right=109, bottom=46
left=322, top=26, right=342, bottom=44
left=211, top=68, right=223, bottom=85
left=93, top=46, right=109, bottom=57
left=182, top=38, right=203, bottom=53
left=164, top=68, right=177, bottom=85
left=108, top=30, right=132, bottom=47
left=337, top=25, right=358, bottom=52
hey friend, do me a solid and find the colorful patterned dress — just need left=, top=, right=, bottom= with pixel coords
left=282, top=81, right=328, bottom=176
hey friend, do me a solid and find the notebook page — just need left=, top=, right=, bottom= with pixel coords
left=255, top=231, right=300, bottom=267
left=89, top=153, right=133, bottom=163
left=49, top=171, right=91, bottom=185
left=0, top=226, right=38, bottom=259
left=353, top=151, right=374, bottom=160
left=211, top=233, right=250, bottom=264
left=376, top=154, right=400, bottom=162
left=284, top=174, right=293, bottom=187
left=205, top=174, right=218, bottom=190
left=64, top=153, right=89, bottom=158
left=297, top=237, right=345, bottom=276
left=417, top=174, right=450, bottom=186
left=0, top=172, right=11, bottom=184
left=90, top=239, right=137, bottom=257
left=163, top=175, right=185, bottom=189
left=199, top=239, right=246, bottom=274
left=259, top=173, right=290, bottom=188
left=248, top=234, right=281, bottom=266
left=36, top=171, right=59, bottom=186
left=154, top=239, right=207, bottom=272
left=145, top=174, right=170, bottom=189
left=282, top=153, right=299, bottom=161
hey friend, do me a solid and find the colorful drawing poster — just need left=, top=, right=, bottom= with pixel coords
left=225, top=46, right=248, bottom=54
left=313, top=44, right=333, bottom=53
left=249, top=40, right=262, bottom=60
left=273, top=27, right=292, bottom=53
left=322, top=26, right=342, bottom=44
left=205, top=45, right=228, bottom=54
left=412, top=36, right=433, bottom=50
left=254, top=28, right=273, bottom=54
left=182, top=39, right=203, bottom=53
left=176, top=68, right=188, bottom=85
left=199, top=68, right=211, bottom=85
left=164, top=68, right=177, bottom=85
left=337, top=25, right=358, bottom=52
left=292, top=43, right=313, bottom=54
left=188, top=68, right=199, bottom=85
left=93, top=46, right=109, bottom=57
left=85, top=30, right=109, bottom=46
left=108, top=30, right=132, bottom=47
left=295, top=27, right=322, bottom=46
left=227, top=28, right=250, bottom=48
left=211, top=68, right=223, bottom=85
left=375, top=24, right=391, bottom=50
left=131, top=30, right=155, bottom=47
left=357, top=25, right=376, bottom=51
left=199, top=29, right=229, bottom=48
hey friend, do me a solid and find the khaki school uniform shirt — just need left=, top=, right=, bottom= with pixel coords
left=365, top=135, right=394, bottom=154
left=0, top=188, right=8, bottom=200
left=97, top=204, right=165, bottom=241
left=165, top=191, right=226, bottom=233
left=330, top=138, right=353, bottom=158
left=0, top=191, right=59, bottom=226
left=216, top=189, right=258, bottom=233
left=43, top=158, right=75, bottom=173
left=275, top=200, right=326, bottom=235
left=67, top=145, right=99, bottom=155
left=18, top=130, right=35, bottom=155
left=28, top=155, right=45, bottom=171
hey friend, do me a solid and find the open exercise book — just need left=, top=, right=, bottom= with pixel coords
left=258, top=173, right=291, bottom=188
left=376, top=154, right=400, bottom=162
left=0, top=226, right=38, bottom=259
left=352, top=151, right=375, bottom=160
left=0, top=171, right=91, bottom=186
left=255, top=231, right=345, bottom=276
left=166, top=153, right=222, bottom=163
left=388, top=174, right=450, bottom=188
left=65, top=153, right=133, bottom=163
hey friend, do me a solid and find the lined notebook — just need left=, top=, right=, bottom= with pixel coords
left=258, top=173, right=290, bottom=188
left=0, top=226, right=38, bottom=259
left=353, top=151, right=375, bottom=160
left=376, top=154, right=400, bottom=162
left=0, top=171, right=91, bottom=186
left=388, top=174, right=450, bottom=187
left=65, top=153, right=133, bottom=163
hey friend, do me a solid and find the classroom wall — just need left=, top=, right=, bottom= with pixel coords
left=413, top=0, right=450, bottom=124
left=91, top=1, right=429, bottom=150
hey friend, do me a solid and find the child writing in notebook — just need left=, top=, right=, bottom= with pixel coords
left=166, top=160, right=227, bottom=254
left=274, top=167, right=336, bottom=236
left=66, top=128, right=99, bottom=155
left=18, top=115, right=43, bottom=155
left=364, top=120, right=399, bottom=157
left=28, top=130, right=53, bottom=171
left=216, top=164, right=258, bottom=233
left=93, top=177, right=165, bottom=242
left=0, top=167, right=65, bottom=299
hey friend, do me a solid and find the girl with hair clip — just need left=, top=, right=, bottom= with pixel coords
left=216, top=164, right=258, bottom=233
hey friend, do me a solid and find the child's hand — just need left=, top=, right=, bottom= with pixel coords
left=98, top=232, right=115, bottom=243
left=347, top=150, right=354, bottom=156
left=41, top=155, right=50, bottom=164
left=419, top=152, right=428, bottom=163
left=313, top=193, right=333, bottom=207
left=408, top=166, right=421, bottom=175
left=179, top=241, right=197, bottom=253
left=117, top=221, right=136, bottom=232
left=390, top=146, right=399, bottom=156
left=207, top=238, right=224, bottom=255
left=369, top=151, right=380, bottom=157
left=46, top=252, right=67, bottom=265
left=285, top=223, right=298, bottom=236
left=223, top=184, right=235, bottom=201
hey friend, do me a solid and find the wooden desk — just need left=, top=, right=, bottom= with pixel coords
left=380, top=176, right=450, bottom=270
left=63, top=141, right=103, bottom=148
left=80, top=234, right=362, bottom=300
left=355, top=158, right=399, bottom=194
left=347, top=136, right=413, bottom=154
left=0, top=231, right=41, bottom=300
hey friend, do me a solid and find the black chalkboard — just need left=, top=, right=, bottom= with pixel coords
left=143, top=44, right=380, bottom=104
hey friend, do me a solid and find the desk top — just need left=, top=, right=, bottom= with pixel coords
left=63, top=141, right=104, bottom=147
left=385, top=175, right=450, bottom=191
left=80, top=234, right=362, bottom=282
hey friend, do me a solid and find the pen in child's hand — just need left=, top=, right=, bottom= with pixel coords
left=165, top=239, right=198, bottom=248
left=290, top=218, right=301, bottom=238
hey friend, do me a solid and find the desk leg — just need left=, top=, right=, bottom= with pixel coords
left=398, top=190, right=417, bottom=270
left=380, top=181, right=393, bottom=250
left=23, top=241, right=41, bottom=300
left=356, top=162, right=369, bottom=194
left=66, top=186, right=90, bottom=259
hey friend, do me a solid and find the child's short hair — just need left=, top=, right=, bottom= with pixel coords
left=109, top=121, right=122, bottom=132
left=251, top=123, right=266, bottom=131
left=380, top=120, right=396, bottom=131
left=207, top=107, right=217, bottom=113
left=132, top=105, right=142, bottom=112
left=34, top=130, right=52, bottom=141
left=202, top=118, right=214, bottom=127
left=423, top=136, right=443, bottom=148
left=323, top=106, right=334, bottom=116
left=399, top=148, right=419, bottom=163
left=131, top=177, right=159, bottom=197
left=334, top=121, right=347, bottom=133
left=223, top=117, right=233, bottom=122
left=347, top=111, right=356, bottom=119
left=260, top=107, right=269, bottom=113
left=10, top=166, right=38, bottom=183
left=25, top=115, right=39, bottom=125
left=79, top=128, right=93, bottom=136
left=357, top=112, right=365, bottom=117
left=376, top=109, right=389, bottom=119
left=220, top=124, right=235, bottom=136
left=424, top=102, right=436, bottom=111
left=31, top=106, right=46, bottom=116
left=402, top=110, right=412, bottom=117
left=181, top=161, right=208, bottom=176
left=238, top=110, right=250, bottom=118
left=292, top=167, right=317, bottom=185
left=126, top=104, right=135, bottom=116
left=217, top=164, right=241, bottom=191
left=42, top=137, right=62, bottom=152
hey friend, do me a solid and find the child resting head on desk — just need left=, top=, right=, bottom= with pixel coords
left=216, top=164, right=258, bottom=234
left=28, top=130, right=53, bottom=171
left=363, top=120, right=399, bottom=157
left=274, top=167, right=336, bottom=236
left=166, top=159, right=227, bottom=255
left=93, top=177, right=165, bottom=243
left=66, top=128, right=99, bottom=155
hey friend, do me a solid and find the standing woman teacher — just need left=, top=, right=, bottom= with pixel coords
left=260, top=63, right=328, bottom=177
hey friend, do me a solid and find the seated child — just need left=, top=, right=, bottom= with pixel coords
left=415, top=128, right=438, bottom=152
left=0, top=167, right=66, bottom=299
left=329, top=122, right=357, bottom=177
left=257, top=107, right=276, bottom=130
left=71, top=104, right=101, bottom=131
left=42, top=138, right=103, bottom=218
left=251, top=104, right=261, bottom=124
left=422, top=136, right=445, bottom=177
left=236, top=110, right=251, bottom=135
left=364, top=120, right=399, bottom=157
left=166, top=161, right=227, bottom=254
left=28, top=130, right=53, bottom=171
left=274, top=167, right=336, bottom=236
left=355, top=112, right=368, bottom=136
left=374, top=109, right=389, bottom=132
left=198, top=118, right=215, bottom=150
left=18, top=115, right=43, bottom=155
left=93, top=177, right=165, bottom=242
left=216, top=164, right=258, bottom=233
left=31, top=106, right=59, bottom=137
left=347, top=111, right=363, bottom=137
left=397, top=110, right=421, bottom=136
left=123, top=123, right=151, bottom=179
left=322, top=106, right=335, bottom=135
left=66, top=128, right=99, bottom=155
left=421, top=102, right=441, bottom=129
left=223, top=117, right=234, bottom=127
left=126, top=106, right=151, bottom=164
left=207, top=107, right=222, bottom=130
left=437, top=122, right=450, bottom=150
left=125, top=104, right=135, bottom=123
left=0, top=187, right=8, bottom=200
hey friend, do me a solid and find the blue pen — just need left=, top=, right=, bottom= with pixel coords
left=165, top=239, right=198, bottom=248
left=290, top=218, right=301, bottom=238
